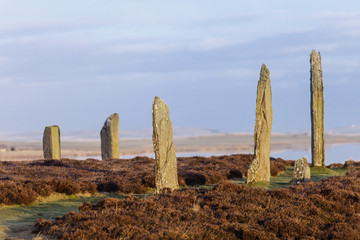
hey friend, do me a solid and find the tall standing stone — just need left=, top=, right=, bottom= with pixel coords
left=247, top=64, right=273, bottom=184
left=152, top=96, right=179, bottom=193
left=101, top=113, right=119, bottom=160
left=43, top=125, right=61, bottom=160
left=310, top=50, right=325, bottom=167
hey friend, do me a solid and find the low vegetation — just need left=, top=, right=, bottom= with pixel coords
left=34, top=170, right=360, bottom=239
left=0, top=154, right=289, bottom=205
left=2, top=155, right=359, bottom=239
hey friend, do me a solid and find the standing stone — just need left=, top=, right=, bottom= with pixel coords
left=310, top=50, right=325, bottom=167
left=343, top=160, right=359, bottom=171
left=43, top=125, right=61, bottom=160
left=291, top=157, right=311, bottom=184
left=152, top=96, right=179, bottom=193
left=100, top=113, right=119, bottom=160
left=247, top=64, right=273, bottom=184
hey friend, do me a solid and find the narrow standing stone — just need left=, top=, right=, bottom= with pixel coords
left=291, top=157, right=311, bottom=184
left=100, top=113, right=119, bottom=160
left=247, top=64, right=273, bottom=184
left=310, top=50, right=325, bottom=167
left=43, top=125, right=61, bottom=160
left=152, top=96, right=179, bottom=193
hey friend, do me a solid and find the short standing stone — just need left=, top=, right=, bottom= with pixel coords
left=43, top=125, right=61, bottom=160
left=310, top=50, right=325, bottom=167
left=152, top=96, right=179, bottom=193
left=343, top=160, right=359, bottom=171
left=291, top=157, right=311, bottom=184
left=247, top=64, right=273, bottom=184
left=100, top=113, right=119, bottom=160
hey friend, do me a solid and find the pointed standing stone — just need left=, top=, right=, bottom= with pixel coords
left=43, top=125, right=61, bottom=160
left=247, top=64, right=273, bottom=184
left=310, top=50, right=325, bottom=167
left=291, top=157, right=311, bottom=184
left=152, top=96, right=179, bottom=193
left=100, top=113, right=119, bottom=160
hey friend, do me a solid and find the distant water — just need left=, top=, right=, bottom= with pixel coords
left=72, top=143, right=360, bottom=165
left=174, top=143, right=360, bottom=164
left=272, top=143, right=360, bottom=165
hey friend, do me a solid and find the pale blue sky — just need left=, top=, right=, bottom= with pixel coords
left=0, top=1, right=359, bottom=133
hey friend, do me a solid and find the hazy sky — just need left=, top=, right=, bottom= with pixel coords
left=0, top=1, right=359, bottom=133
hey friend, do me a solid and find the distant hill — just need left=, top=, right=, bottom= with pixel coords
left=2, top=125, right=359, bottom=142
left=0, top=127, right=226, bottom=142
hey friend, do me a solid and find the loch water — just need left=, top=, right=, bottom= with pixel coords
left=74, top=143, right=360, bottom=165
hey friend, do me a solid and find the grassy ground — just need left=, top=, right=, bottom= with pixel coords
left=232, top=166, right=347, bottom=190
left=0, top=166, right=348, bottom=240
left=0, top=193, right=129, bottom=239
left=270, top=166, right=346, bottom=188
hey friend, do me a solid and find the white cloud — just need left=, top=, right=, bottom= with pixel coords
left=98, top=36, right=244, bottom=55
left=313, top=11, right=360, bottom=29
left=189, top=37, right=243, bottom=51
left=0, top=76, right=66, bottom=88
left=345, top=30, right=360, bottom=37
left=282, top=43, right=340, bottom=54
left=0, top=56, right=9, bottom=64
left=282, top=45, right=312, bottom=54
left=276, top=81, right=299, bottom=89
left=0, top=77, right=10, bottom=85
left=315, top=11, right=360, bottom=19
left=325, top=59, right=360, bottom=71
left=101, top=41, right=182, bottom=54
left=325, top=76, right=352, bottom=86
left=91, top=67, right=257, bottom=87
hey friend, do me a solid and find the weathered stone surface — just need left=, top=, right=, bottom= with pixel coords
left=101, top=113, right=119, bottom=160
left=247, top=64, right=273, bottom=184
left=291, top=157, right=311, bottom=184
left=310, top=50, right=325, bottom=167
left=152, top=96, right=179, bottom=193
left=343, top=160, right=360, bottom=171
left=43, top=125, right=61, bottom=160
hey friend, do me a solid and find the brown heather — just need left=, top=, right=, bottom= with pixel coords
left=34, top=171, right=360, bottom=240
left=0, top=154, right=288, bottom=205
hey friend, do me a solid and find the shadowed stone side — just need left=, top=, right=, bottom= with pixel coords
left=291, top=157, right=311, bottom=184
left=310, top=50, right=325, bottom=167
left=101, top=113, right=119, bottom=160
left=152, top=96, right=179, bottom=193
left=247, top=64, right=273, bottom=184
left=43, top=125, right=61, bottom=160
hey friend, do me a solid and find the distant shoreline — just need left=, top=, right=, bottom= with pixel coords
left=0, top=133, right=359, bottom=161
